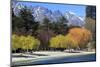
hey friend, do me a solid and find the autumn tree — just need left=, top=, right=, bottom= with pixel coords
left=12, top=34, right=40, bottom=53
left=49, top=34, right=79, bottom=51
left=50, top=35, right=67, bottom=50
left=65, top=34, right=78, bottom=50
left=19, top=35, right=40, bottom=52
left=12, top=34, right=21, bottom=52
left=68, top=28, right=92, bottom=49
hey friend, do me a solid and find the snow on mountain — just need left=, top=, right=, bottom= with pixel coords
left=32, top=6, right=63, bottom=22
left=13, top=4, right=84, bottom=27
left=13, top=3, right=25, bottom=15
left=65, top=11, right=85, bottom=27
left=32, top=6, right=53, bottom=22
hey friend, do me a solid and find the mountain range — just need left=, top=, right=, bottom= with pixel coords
left=13, top=3, right=85, bottom=27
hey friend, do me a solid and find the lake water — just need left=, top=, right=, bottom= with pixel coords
left=13, top=53, right=96, bottom=66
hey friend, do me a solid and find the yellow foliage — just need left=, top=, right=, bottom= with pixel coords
left=12, top=34, right=40, bottom=50
left=12, top=34, right=20, bottom=50
left=49, top=28, right=92, bottom=49
left=65, top=34, right=78, bottom=49
left=50, top=35, right=66, bottom=48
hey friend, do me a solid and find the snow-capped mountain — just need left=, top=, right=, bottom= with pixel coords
left=13, top=3, right=25, bottom=15
left=32, top=6, right=53, bottom=22
left=13, top=3, right=84, bottom=27
left=65, top=11, right=85, bottom=27
left=32, top=6, right=63, bottom=22
left=13, top=4, right=63, bottom=22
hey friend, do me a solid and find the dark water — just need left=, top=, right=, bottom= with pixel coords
left=13, top=53, right=96, bottom=66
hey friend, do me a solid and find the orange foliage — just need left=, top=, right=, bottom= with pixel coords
left=68, top=28, right=92, bottom=48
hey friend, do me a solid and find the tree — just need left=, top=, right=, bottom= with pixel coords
left=12, top=6, right=39, bottom=36
left=19, top=35, right=40, bottom=52
left=12, top=34, right=20, bottom=52
left=49, top=16, right=68, bottom=35
left=26, top=35, right=40, bottom=50
left=32, top=38, right=40, bottom=50
left=12, top=34, right=40, bottom=53
left=85, top=17, right=96, bottom=41
left=65, top=34, right=78, bottom=50
left=85, top=6, right=96, bottom=50
left=86, top=6, right=96, bottom=20
left=49, top=34, right=78, bottom=51
left=36, top=29, right=55, bottom=50
left=50, top=35, right=66, bottom=49
left=68, top=28, right=92, bottom=49
left=42, top=17, right=50, bottom=30
left=58, top=16, right=68, bottom=35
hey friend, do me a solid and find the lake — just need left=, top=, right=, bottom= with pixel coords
left=12, top=53, right=96, bottom=66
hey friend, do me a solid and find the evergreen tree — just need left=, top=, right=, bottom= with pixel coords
left=12, top=6, right=39, bottom=36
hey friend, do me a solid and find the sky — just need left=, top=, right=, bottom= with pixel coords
left=14, top=1, right=86, bottom=18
